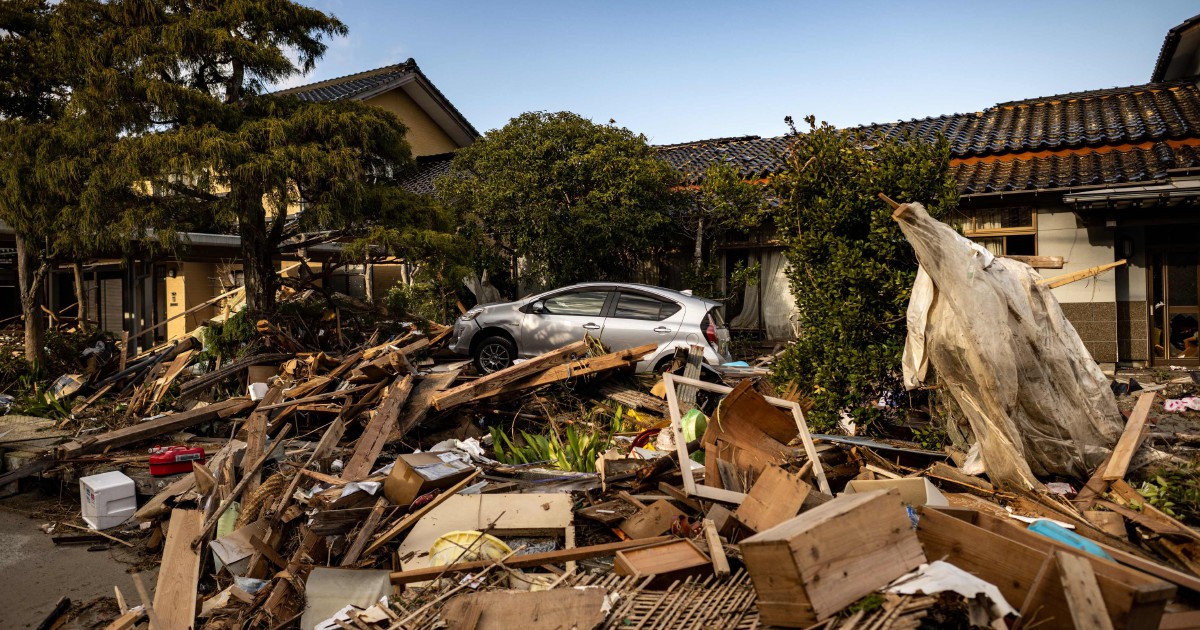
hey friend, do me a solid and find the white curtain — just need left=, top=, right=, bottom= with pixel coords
left=730, top=250, right=799, bottom=341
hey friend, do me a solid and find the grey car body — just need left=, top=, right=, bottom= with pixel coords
left=447, top=282, right=733, bottom=373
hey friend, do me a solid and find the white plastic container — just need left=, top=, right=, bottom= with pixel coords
left=79, top=471, right=137, bottom=530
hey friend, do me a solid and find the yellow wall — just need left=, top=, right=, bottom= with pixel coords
left=165, top=261, right=222, bottom=340
left=365, top=90, right=460, bottom=156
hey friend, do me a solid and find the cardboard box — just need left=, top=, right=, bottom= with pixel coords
left=383, top=452, right=475, bottom=506
left=843, top=477, right=949, bottom=507
left=741, top=488, right=926, bottom=627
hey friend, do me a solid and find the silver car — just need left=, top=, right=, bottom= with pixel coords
left=447, top=282, right=733, bottom=374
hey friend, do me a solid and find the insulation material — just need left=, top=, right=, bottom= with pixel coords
left=894, top=202, right=1122, bottom=489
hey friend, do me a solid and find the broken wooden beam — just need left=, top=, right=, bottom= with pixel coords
left=389, top=536, right=671, bottom=584
left=1103, top=392, right=1155, bottom=481
left=432, top=339, right=589, bottom=411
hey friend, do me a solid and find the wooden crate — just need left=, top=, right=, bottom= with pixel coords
left=918, top=507, right=1174, bottom=630
left=614, top=539, right=712, bottom=588
left=740, top=488, right=926, bottom=627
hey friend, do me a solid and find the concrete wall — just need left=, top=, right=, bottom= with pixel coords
left=1036, top=207, right=1119, bottom=364
left=365, top=90, right=460, bottom=156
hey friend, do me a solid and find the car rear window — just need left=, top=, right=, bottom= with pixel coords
left=706, top=308, right=726, bottom=327
left=542, top=291, right=608, bottom=316
left=614, top=292, right=681, bottom=321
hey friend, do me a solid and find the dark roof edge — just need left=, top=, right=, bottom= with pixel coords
left=1153, top=13, right=1200, bottom=82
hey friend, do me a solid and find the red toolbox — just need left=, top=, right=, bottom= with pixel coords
left=148, top=445, right=206, bottom=476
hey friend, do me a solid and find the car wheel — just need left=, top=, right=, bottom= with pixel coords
left=473, top=335, right=516, bottom=374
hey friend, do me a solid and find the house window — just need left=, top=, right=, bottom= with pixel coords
left=957, top=206, right=1037, bottom=256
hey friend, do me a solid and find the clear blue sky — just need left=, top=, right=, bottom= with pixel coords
left=284, top=1, right=1198, bottom=145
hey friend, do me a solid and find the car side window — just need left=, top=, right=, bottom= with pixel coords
left=614, top=292, right=681, bottom=321
left=542, top=291, right=608, bottom=316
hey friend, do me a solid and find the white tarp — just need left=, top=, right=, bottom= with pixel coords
left=894, top=202, right=1123, bottom=489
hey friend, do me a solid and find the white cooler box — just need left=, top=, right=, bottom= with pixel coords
left=80, top=471, right=137, bottom=530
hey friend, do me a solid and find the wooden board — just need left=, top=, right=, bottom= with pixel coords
left=614, top=538, right=711, bottom=580
left=1103, top=393, right=1156, bottom=481
left=432, top=339, right=588, bottom=411
left=619, top=499, right=685, bottom=539
left=918, top=507, right=1172, bottom=630
left=390, top=537, right=671, bottom=584
left=342, top=374, right=412, bottom=480
left=152, top=509, right=203, bottom=630
left=57, top=397, right=253, bottom=459
left=393, top=370, right=458, bottom=440
left=440, top=587, right=608, bottom=630
left=1057, top=550, right=1115, bottom=630
left=735, top=465, right=810, bottom=533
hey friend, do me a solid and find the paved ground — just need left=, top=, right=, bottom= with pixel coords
left=0, top=495, right=156, bottom=629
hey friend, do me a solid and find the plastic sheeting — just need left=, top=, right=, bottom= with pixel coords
left=729, top=250, right=800, bottom=340
left=895, top=202, right=1123, bottom=489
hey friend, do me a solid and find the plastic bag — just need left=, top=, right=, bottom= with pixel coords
left=895, top=202, right=1123, bottom=489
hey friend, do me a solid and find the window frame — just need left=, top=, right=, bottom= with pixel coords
left=611, top=290, right=682, bottom=322
left=539, top=289, right=612, bottom=317
left=959, top=206, right=1038, bottom=256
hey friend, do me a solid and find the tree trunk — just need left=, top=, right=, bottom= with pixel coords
left=15, top=233, right=46, bottom=364
left=72, top=260, right=89, bottom=330
left=239, top=205, right=276, bottom=315
left=693, top=215, right=705, bottom=271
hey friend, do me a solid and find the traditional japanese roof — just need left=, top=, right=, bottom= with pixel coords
left=657, top=79, right=1200, bottom=195
left=398, top=152, right=454, bottom=196
left=274, top=58, right=479, bottom=144
left=1153, top=13, right=1200, bottom=82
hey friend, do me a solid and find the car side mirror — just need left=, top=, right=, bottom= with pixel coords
left=531, top=300, right=545, bottom=314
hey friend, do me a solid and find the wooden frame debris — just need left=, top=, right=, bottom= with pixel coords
left=663, top=373, right=830, bottom=500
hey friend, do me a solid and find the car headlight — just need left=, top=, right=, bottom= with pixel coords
left=459, top=308, right=484, bottom=322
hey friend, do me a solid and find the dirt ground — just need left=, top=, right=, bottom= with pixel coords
left=0, top=493, right=157, bottom=629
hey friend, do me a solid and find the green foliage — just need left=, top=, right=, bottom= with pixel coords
left=679, top=161, right=768, bottom=297
left=439, top=111, right=685, bottom=289
left=489, top=405, right=625, bottom=473
left=198, top=310, right=256, bottom=362
left=1138, top=464, right=1200, bottom=525
left=769, top=116, right=958, bottom=434
left=384, top=281, right=457, bottom=325
left=912, top=424, right=949, bottom=451
left=15, top=390, right=73, bottom=420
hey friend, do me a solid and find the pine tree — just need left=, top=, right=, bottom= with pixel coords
left=86, top=0, right=417, bottom=314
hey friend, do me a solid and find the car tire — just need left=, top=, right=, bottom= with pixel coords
left=473, top=335, right=516, bottom=374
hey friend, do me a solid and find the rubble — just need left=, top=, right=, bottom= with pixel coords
left=2, top=213, right=1200, bottom=629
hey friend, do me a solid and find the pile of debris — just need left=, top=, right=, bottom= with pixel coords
left=6, top=206, right=1200, bottom=629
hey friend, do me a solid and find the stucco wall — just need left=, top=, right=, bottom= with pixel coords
left=165, top=261, right=221, bottom=340
left=1036, top=207, right=1118, bottom=364
left=365, top=90, right=460, bottom=157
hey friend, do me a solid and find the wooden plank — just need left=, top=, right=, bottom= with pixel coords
left=1058, top=550, right=1116, bottom=630
left=389, top=536, right=671, bottom=584
left=393, top=371, right=458, bottom=440
left=56, top=397, right=253, bottom=459
left=440, top=588, right=607, bottom=630
left=484, top=343, right=657, bottom=400
left=703, top=518, right=730, bottom=577
left=271, top=419, right=344, bottom=517
left=150, top=349, right=195, bottom=404
left=241, top=386, right=281, bottom=497
left=363, top=470, right=480, bottom=558
left=340, top=497, right=389, bottom=567
left=735, top=465, right=810, bottom=533
left=432, top=339, right=589, bottom=411
left=103, top=609, right=145, bottom=630
left=1104, top=393, right=1156, bottom=481
left=1040, top=259, right=1127, bottom=289
left=619, top=499, right=685, bottom=539
left=341, top=375, right=413, bottom=480
left=253, top=383, right=375, bottom=411
left=152, top=509, right=204, bottom=630
left=1004, top=254, right=1065, bottom=269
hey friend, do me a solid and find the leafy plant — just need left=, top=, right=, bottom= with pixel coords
left=1138, top=464, right=1200, bottom=524
left=16, top=389, right=72, bottom=419
left=198, top=310, right=256, bottom=362
left=769, top=115, right=958, bottom=435
left=490, top=425, right=610, bottom=473
left=912, top=424, right=948, bottom=451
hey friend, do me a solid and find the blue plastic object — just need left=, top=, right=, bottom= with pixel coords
left=721, top=361, right=750, bottom=367
left=1028, top=519, right=1113, bottom=561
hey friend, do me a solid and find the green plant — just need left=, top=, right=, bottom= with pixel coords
left=769, top=115, right=958, bottom=435
left=912, top=423, right=948, bottom=451
left=16, top=389, right=72, bottom=419
left=198, top=310, right=256, bottom=362
left=490, top=425, right=610, bottom=473
left=1138, top=464, right=1200, bottom=524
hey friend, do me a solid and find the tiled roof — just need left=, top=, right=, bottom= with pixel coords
left=656, top=79, right=1200, bottom=195
left=953, top=143, right=1200, bottom=194
left=1153, top=13, right=1200, bottom=82
left=398, top=153, right=453, bottom=196
left=861, top=80, right=1200, bottom=158
left=274, top=58, right=480, bottom=138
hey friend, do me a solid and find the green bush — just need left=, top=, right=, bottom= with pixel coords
left=198, top=309, right=256, bottom=362
left=769, top=116, right=958, bottom=434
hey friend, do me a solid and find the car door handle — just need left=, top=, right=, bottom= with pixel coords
left=653, top=326, right=672, bottom=334
left=582, top=322, right=601, bottom=330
